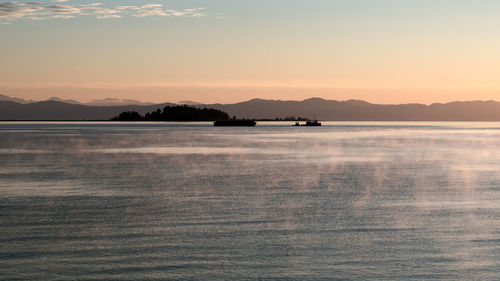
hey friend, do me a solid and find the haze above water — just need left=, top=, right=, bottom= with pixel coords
left=1, top=122, right=499, bottom=280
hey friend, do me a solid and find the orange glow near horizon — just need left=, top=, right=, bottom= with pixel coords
left=3, top=1, right=500, bottom=105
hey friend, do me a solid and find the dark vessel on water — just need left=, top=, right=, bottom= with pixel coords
left=214, top=120, right=257, bottom=127
left=294, top=120, right=322, bottom=126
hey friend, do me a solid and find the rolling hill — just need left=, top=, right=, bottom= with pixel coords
left=2, top=97, right=500, bottom=121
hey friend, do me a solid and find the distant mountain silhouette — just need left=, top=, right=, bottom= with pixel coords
left=0, top=100, right=175, bottom=120
left=3, top=97, right=500, bottom=121
left=84, top=98, right=155, bottom=106
left=47, top=97, right=81, bottom=104
left=0, top=94, right=155, bottom=107
left=0, top=94, right=34, bottom=104
left=178, top=100, right=202, bottom=105
left=208, top=98, right=500, bottom=121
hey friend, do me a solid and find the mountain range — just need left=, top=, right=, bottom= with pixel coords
left=2, top=94, right=500, bottom=121
left=0, top=94, right=155, bottom=106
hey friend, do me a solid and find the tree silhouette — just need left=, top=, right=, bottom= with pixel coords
left=111, top=105, right=230, bottom=121
left=111, top=111, right=143, bottom=121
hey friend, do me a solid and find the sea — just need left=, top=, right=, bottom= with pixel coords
left=0, top=122, right=499, bottom=280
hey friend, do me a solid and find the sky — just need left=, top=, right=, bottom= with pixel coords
left=1, top=0, right=500, bottom=104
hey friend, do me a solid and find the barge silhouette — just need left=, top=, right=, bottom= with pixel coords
left=294, top=120, right=322, bottom=126
left=214, top=120, right=257, bottom=127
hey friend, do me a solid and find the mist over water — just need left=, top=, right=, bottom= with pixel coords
left=1, top=122, right=499, bottom=280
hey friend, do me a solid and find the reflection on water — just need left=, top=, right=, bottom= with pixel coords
left=1, top=122, right=500, bottom=280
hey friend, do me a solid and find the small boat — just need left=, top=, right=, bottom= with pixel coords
left=214, top=120, right=257, bottom=127
left=294, top=120, right=321, bottom=126
left=305, top=120, right=321, bottom=126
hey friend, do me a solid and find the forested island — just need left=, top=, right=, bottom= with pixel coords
left=111, top=105, right=230, bottom=121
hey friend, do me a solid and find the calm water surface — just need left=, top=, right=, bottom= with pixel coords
left=1, top=122, right=499, bottom=280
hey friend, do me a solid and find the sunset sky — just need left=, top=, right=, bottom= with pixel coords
left=2, top=0, right=500, bottom=104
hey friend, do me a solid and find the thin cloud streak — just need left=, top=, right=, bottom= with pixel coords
left=0, top=1, right=206, bottom=23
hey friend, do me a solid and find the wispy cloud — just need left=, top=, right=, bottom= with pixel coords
left=0, top=1, right=207, bottom=23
